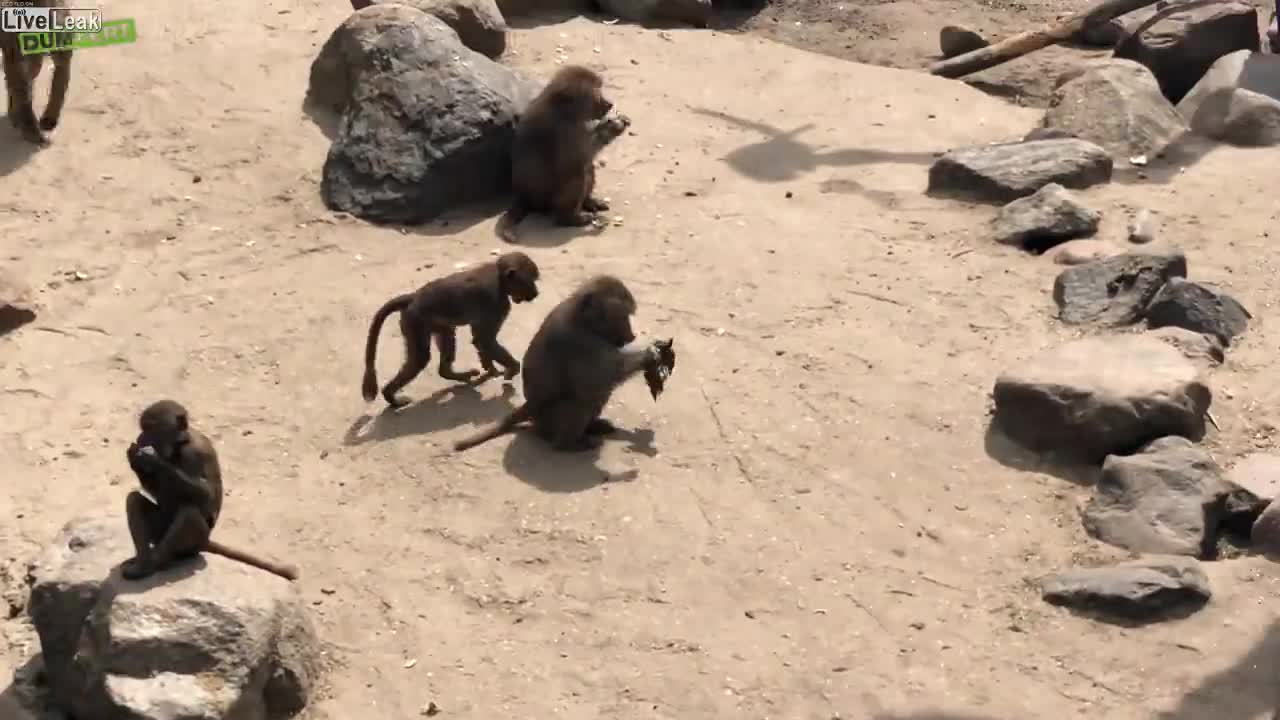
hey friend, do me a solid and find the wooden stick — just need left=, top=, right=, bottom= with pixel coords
left=928, top=0, right=1163, bottom=78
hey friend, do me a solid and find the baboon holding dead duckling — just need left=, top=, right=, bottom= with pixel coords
left=496, top=65, right=631, bottom=243
left=123, top=400, right=299, bottom=581
left=453, top=275, right=675, bottom=452
left=1, top=0, right=73, bottom=145
left=362, top=252, right=541, bottom=408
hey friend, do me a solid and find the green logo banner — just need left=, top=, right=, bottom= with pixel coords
left=18, top=17, right=136, bottom=55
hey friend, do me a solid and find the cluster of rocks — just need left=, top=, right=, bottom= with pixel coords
left=5, top=514, right=321, bottom=719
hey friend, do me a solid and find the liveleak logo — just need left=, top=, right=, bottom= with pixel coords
left=1, top=5, right=102, bottom=33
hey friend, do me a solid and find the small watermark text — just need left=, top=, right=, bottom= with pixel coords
left=1, top=5, right=102, bottom=33
left=17, top=17, right=135, bottom=54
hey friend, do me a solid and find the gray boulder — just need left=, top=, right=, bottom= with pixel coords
left=927, top=138, right=1113, bottom=204
left=1176, top=50, right=1280, bottom=147
left=991, top=183, right=1101, bottom=252
left=364, top=0, right=507, bottom=58
left=312, top=4, right=538, bottom=224
left=992, top=335, right=1211, bottom=462
left=25, top=513, right=319, bottom=720
left=1146, top=326, right=1225, bottom=367
left=1041, top=59, right=1188, bottom=158
left=1144, top=277, right=1251, bottom=345
left=0, top=268, right=36, bottom=335
left=1115, top=0, right=1260, bottom=103
left=1041, top=555, right=1211, bottom=621
left=1053, top=249, right=1187, bottom=326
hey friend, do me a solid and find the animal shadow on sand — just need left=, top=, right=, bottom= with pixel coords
left=1156, top=619, right=1280, bottom=719
left=407, top=197, right=611, bottom=248
left=689, top=107, right=938, bottom=186
left=501, top=423, right=658, bottom=493
left=0, top=126, right=43, bottom=177
left=342, top=382, right=518, bottom=445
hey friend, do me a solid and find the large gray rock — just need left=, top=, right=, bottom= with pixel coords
left=1115, top=0, right=1260, bottom=103
left=1041, top=59, right=1188, bottom=158
left=926, top=138, right=1113, bottom=204
left=992, top=335, right=1211, bottom=461
left=1145, top=326, right=1225, bottom=367
left=0, top=268, right=36, bottom=336
left=26, top=514, right=319, bottom=720
left=1053, top=249, right=1187, bottom=326
left=1041, top=556, right=1211, bottom=622
left=1144, top=277, right=1251, bottom=346
left=991, top=183, right=1101, bottom=252
left=1176, top=50, right=1280, bottom=147
left=1083, top=436, right=1239, bottom=557
left=312, top=4, right=538, bottom=224
left=363, top=0, right=507, bottom=58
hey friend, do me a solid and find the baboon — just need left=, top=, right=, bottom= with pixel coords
left=123, top=400, right=299, bottom=581
left=1, top=0, right=73, bottom=145
left=453, top=275, right=675, bottom=452
left=496, top=65, right=631, bottom=243
left=362, top=252, right=541, bottom=408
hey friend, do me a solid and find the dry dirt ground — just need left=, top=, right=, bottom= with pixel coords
left=3, top=0, right=1280, bottom=718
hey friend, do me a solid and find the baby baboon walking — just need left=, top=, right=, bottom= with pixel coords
left=1, top=0, right=73, bottom=145
left=496, top=65, right=631, bottom=243
left=453, top=275, right=674, bottom=452
left=362, top=252, right=541, bottom=408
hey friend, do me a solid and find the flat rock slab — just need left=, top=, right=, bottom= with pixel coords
left=926, top=138, right=1113, bottom=204
left=992, top=335, right=1210, bottom=462
left=1145, top=277, right=1251, bottom=345
left=991, top=182, right=1100, bottom=252
left=1053, top=249, right=1187, bottom=326
left=313, top=4, right=538, bottom=224
left=1178, top=50, right=1280, bottom=147
left=1041, top=556, right=1211, bottom=622
left=26, top=513, right=320, bottom=720
left=1116, top=0, right=1260, bottom=103
left=1083, top=436, right=1235, bottom=557
left=1042, top=59, right=1188, bottom=159
left=1146, top=326, right=1225, bottom=367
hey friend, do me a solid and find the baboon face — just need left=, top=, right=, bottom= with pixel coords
left=498, top=253, right=540, bottom=304
left=549, top=66, right=613, bottom=122
left=138, top=400, right=189, bottom=458
left=578, top=287, right=636, bottom=347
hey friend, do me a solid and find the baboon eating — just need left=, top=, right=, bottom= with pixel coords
left=496, top=65, right=631, bottom=243
left=362, top=252, right=541, bottom=408
left=123, top=400, right=299, bottom=581
left=1, top=0, right=73, bottom=145
left=453, top=275, right=675, bottom=452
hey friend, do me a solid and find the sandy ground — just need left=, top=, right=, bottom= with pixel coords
left=3, top=0, right=1280, bottom=718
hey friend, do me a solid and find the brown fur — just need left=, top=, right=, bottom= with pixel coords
left=453, top=275, right=667, bottom=452
left=362, top=252, right=541, bottom=407
left=124, top=400, right=299, bottom=581
left=1, top=0, right=73, bottom=145
left=497, top=65, right=630, bottom=243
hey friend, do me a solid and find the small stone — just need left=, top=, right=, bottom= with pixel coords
left=1045, top=238, right=1124, bottom=265
left=1041, top=555, right=1211, bottom=622
left=939, top=25, right=988, bottom=58
left=1144, top=277, right=1251, bottom=345
left=991, top=183, right=1101, bottom=252
left=1127, top=208, right=1157, bottom=244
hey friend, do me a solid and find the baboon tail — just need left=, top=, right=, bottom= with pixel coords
left=205, top=540, right=300, bottom=581
left=495, top=200, right=528, bottom=243
left=362, top=294, right=412, bottom=401
left=452, top=404, right=531, bottom=451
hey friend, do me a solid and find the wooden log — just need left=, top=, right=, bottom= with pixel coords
left=927, top=0, right=1163, bottom=78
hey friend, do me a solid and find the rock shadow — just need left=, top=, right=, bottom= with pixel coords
left=503, top=10, right=595, bottom=30
left=342, top=382, right=517, bottom=445
left=689, top=107, right=938, bottom=183
left=708, top=0, right=771, bottom=30
left=1157, top=620, right=1280, bottom=719
left=301, top=94, right=341, bottom=142
left=1114, top=132, right=1218, bottom=185
left=109, top=556, right=207, bottom=597
left=1046, top=594, right=1210, bottom=629
left=0, top=127, right=42, bottom=177
left=983, top=421, right=1102, bottom=487
left=500, top=424, right=658, bottom=493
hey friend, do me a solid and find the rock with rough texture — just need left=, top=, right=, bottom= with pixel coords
left=992, top=335, right=1211, bottom=461
left=1053, top=249, right=1187, bottom=326
left=927, top=139, right=1114, bottom=204
left=1176, top=50, right=1280, bottom=147
left=1144, top=277, right=1250, bottom=345
left=1115, top=0, right=1260, bottom=103
left=313, top=4, right=538, bottom=224
left=1041, top=556, right=1211, bottom=621
left=991, top=183, right=1100, bottom=251
left=940, top=25, right=988, bottom=58
left=1228, top=453, right=1280, bottom=502
left=1083, top=437, right=1236, bottom=556
left=1146, top=326, right=1224, bottom=367
left=1041, top=59, right=1188, bottom=158
left=598, top=0, right=713, bottom=27
left=1046, top=238, right=1124, bottom=265
left=1251, top=499, right=1280, bottom=556
left=0, top=268, right=36, bottom=335
left=26, top=514, right=319, bottom=720
left=366, top=0, right=507, bottom=58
